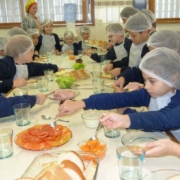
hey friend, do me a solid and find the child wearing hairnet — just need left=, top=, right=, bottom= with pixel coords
left=0, top=37, right=7, bottom=59
left=61, top=31, right=78, bottom=55
left=35, top=19, right=61, bottom=55
left=7, top=27, right=29, bottom=39
left=114, top=30, right=180, bottom=92
left=0, top=35, right=63, bottom=94
left=27, top=28, right=40, bottom=61
left=83, top=23, right=132, bottom=65
left=104, top=13, right=151, bottom=78
left=77, top=26, right=91, bottom=50
left=57, top=48, right=180, bottom=136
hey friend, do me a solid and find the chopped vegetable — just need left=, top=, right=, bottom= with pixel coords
left=80, top=139, right=107, bottom=160
left=73, top=63, right=86, bottom=70
left=56, top=76, right=74, bottom=89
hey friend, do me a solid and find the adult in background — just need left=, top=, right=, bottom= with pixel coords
left=22, top=0, right=42, bottom=33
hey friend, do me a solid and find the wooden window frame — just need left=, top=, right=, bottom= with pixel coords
left=149, top=0, right=180, bottom=23
left=0, top=0, right=95, bottom=29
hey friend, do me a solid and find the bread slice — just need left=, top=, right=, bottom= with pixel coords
left=101, top=73, right=113, bottom=79
left=76, top=69, right=90, bottom=79
left=69, top=70, right=81, bottom=81
left=58, top=151, right=85, bottom=172
left=35, top=162, right=72, bottom=180
left=61, top=160, right=86, bottom=180
left=84, top=160, right=97, bottom=180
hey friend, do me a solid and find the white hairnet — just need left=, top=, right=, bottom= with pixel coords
left=80, top=26, right=90, bottom=34
left=0, top=37, right=7, bottom=50
left=139, top=47, right=180, bottom=89
left=4, top=35, right=34, bottom=59
left=174, top=30, right=180, bottom=55
left=125, top=13, right=152, bottom=32
left=141, top=9, right=156, bottom=24
left=64, top=31, right=74, bottom=40
left=7, top=27, right=29, bottom=38
left=27, top=28, right=39, bottom=36
left=42, top=19, right=53, bottom=27
left=106, top=23, right=125, bottom=36
left=120, top=6, right=139, bottom=19
left=147, top=30, right=179, bottom=52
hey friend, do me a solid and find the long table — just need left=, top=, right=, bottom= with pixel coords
left=0, top=55, right=180, bottom=180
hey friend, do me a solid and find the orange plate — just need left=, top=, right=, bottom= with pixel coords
left=15, top=124, right=72, bottom=151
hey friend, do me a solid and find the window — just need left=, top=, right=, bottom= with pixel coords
left=0, top=0, right=95, bottom=28
left=148, top=0, right=180, bottom=23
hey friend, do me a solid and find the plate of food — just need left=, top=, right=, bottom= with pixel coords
left=143, top=169, right=180, bottom=180
left=21, top=151, right=99, bottom=180
left=121, top=131, right=171, bottom=150
left=48, top=89, right=80, bottom=100
left=15, top=124, right=72, bottom=151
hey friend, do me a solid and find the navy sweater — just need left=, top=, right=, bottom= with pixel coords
left=0, top=56, right=58, bottom=93
left=83, top=88, right=180, bottom=131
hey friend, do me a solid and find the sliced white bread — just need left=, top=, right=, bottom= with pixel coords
left=61, top=160, right=86, bottom=180
left=84, top=160, right=97, bottom=180
left=35, top=162, right=72, bottom=180
left=57, top=151, right=85, bottom=172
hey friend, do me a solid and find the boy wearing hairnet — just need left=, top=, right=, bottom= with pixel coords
left=35, top=19, right=61, bottom=55
left=0, top=37, right=7, bottom=59
left=61, top=31, right=78, bottom=55
left=114, top=30, right=180, bottom=92
left=104, top=13, right=151, bottom=78
left=0, top=35, right=63, bottom=93
left=57, top=48, right=180, bottom=136
left=7, top=27, right=29, bottom=39
left=27, top=28, right=40, bottom=61
left=77, top=26, right=91, bottom=50
left=83, top=23, right=132, bottom=64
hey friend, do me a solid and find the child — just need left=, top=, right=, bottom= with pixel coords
left=27, top=28, right=40, bottom=61
left=120, top=6, right=139, bottom=24
left=141, top=9, right=156, bottom=35
left=61, top=31, right=78, bottom=55
left=0, top=37, right=7, bottom=59
left=77, top=26, right=91, bottom=50
left=145, top=139, right=180, bottom=157
left=57, top=48, right=180, bottom=133
left=0, top=35, right=63, bottom=93
left=35, top=19, right=61, bottom=55
left=84, top=23, right=132, bottom=68
left=103, top=13, right=151, bottom=77
left=114, top=30, right=180, bottom=91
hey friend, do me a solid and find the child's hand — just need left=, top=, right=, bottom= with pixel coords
left=36, top=94, right=47, bottom=105
left=13, top=78, right=27, bottom=88
left=83, top=49, right=91, bottom=57
left=124, top=82, right=144, bottom=91
left=55, top=50, right=61, bottom=56
left=109, top=68, right=121, bottom=78
left=103, top=63, right=113, bottom=73
left=113, top=77, right=125, bottom=92
left=58, top=67, right=65, bottom=71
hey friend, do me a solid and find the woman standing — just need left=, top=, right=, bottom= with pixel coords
left=21, top=0, right=42, bottom=33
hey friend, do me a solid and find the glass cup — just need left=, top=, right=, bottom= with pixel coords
left=116, top=146, right=145, bottom=180
left=13, top=103, right=30, bottom=126
left=93, top=64, right=102, bottom=78
left=0, top=128, right=13, bottom=159
left=92, top=78, right=104, bottom=94
left=104, top=126, right=120, bottom=138
left=44, top=69, right=54, bottom=82
left=13, top=89, right=28, bottom=96
left=103, top=79, right=115, bottom=93
left=38, top=77, right=48, bottom=92
left=100, top=55, right=106, bottom=65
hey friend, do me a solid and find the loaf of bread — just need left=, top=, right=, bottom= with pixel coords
left=101, top=73, right=113, bottom=79
left=33, top=151, right=97, bottom=180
